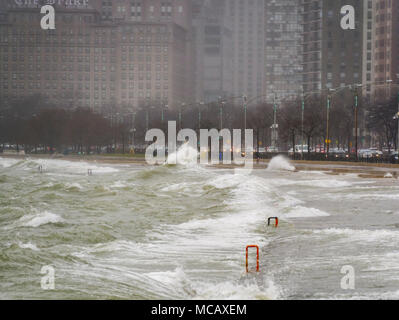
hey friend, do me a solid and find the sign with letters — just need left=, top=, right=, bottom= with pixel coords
left=14, top=0, right=89, bottom=7
left=11, top=0, right=91, bottom=30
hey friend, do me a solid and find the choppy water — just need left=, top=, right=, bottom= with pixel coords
left=1, top=155, right=399, bottom=300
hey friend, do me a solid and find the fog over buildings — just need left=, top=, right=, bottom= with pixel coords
left=192, top=0, right=233, bottom=103
left=0, top=0, right=398, bottom=111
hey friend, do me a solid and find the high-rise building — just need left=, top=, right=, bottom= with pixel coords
left=302, top=0, right=364, bottom=94
left=192, top=0, right=233, bottom=103
left=0, top=0, right=193, bottom=111
left=362, top=0, right=374, bottom=100
left=372, top=0, right=399, bottom=99
left=224, top=0, right=265, bottom=102
left=264, top=0, right=303, bottom=102
left=95, top=0, right=192, bottom=30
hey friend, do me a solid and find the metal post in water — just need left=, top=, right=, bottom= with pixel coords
left=246, top=245, right=260, bottom=273
left=267, top=217, right=279, bottom=228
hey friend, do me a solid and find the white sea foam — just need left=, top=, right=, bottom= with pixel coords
left=313, top=228, right=399, bottom=243
left=304, top=180, right=352, bottom=188
left=31, top=159, right=119, bottom=174
left=160, top=181, right=204, bottom=195
left=205, top=174, right=242, bottom=189
left=277, top=195, right=305, bottom=208
left=18, top=211, right=64, bottom=228
left=284, top=206, right=330, bottom=218
left=167, top=143, right=198, bottom=166
left=18, top=242, right=40, bottom=251
left=267, top=155, right=295, bottom=172
left=144, top=267, right=281, bottom=300
left=151, top=173, right=273, bottom=252
left=193, top=277, right=281, bottom=300
left=297, top=170, right=327, bottom=175
left=326, top=193, right=399, bottom=201
left=65, top=182, right=83, bottom=190
left=269, top=178, right=352, bottom=188
left=109, top=181, right=128, bottom=189
left=0, top=157, right=20, bottom=168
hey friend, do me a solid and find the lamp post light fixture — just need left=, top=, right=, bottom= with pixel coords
left=179, top=102, right=186, bottom=131
left=162, top=103, right=168, bottom=124
left=243, top=95, right=248, bottom=131
left=326, top=92, right=332, bottom=156
left=220, top=99, right=226, bottom=130
left=131, top=111, right=137, bottom=147
left=271, top=92, right=278, bottom=150
left=197, top=101, right=204, bottom=132
left=146, top=109, right=149, bottom=133
left=353, top=85, right=362, bottom=161
left=301, top=93, right=305, bottom=160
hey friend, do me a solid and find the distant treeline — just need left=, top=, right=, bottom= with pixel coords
left=0, top=93, right=398, bottom=154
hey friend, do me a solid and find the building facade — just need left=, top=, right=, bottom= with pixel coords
left=302, top=0, right=364, bottom=94
left=372, top=0, right=399, bottom=99
left=362, top=0, right=374, bottom=100
left=0, top=0, right=193, bottom=111
left=192, top=0, right=233, bottom=103
left=224, top=0, right=265, bottom=102
left=264, top=0, right=303, bottom=102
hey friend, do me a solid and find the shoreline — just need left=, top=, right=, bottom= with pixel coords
left=1, top=153, right=399, bottom=178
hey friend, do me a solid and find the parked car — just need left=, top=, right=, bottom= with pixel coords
left=368, top=148, right=383, bottom=158
left=329, top=148, right=347, bottom=158
left=266, top=146, right=279, bottom=153
left=288, top=145, right=311, bottom=155
left=390, top=151, right=399, bottom=164
left=358, top=149, right=374, bottom=158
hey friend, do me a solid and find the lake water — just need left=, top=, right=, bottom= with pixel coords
left=1, top=156, right=399, bottom=299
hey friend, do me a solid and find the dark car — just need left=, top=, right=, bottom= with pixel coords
left=389, top=152, right=399, bottom=164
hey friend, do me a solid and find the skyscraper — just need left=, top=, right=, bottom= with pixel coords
left=372, top=0, right=399, bottom=99
left=264, top=0, right=303, bottom=102
left=224, top=0, right=265, bottom=102
left=192, top=0, right=233, bottom=103
left=362, top=0, right=374, bottom=100
left=302, top=0, right=364, bottom=94
left=0, top=0, right=194, bottom=111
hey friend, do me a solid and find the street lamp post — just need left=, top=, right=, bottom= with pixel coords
left=354, top=88, right=359, bottom=161
left=326, top=92, right=331, bottom=156
left=324, top=84, right=362, bottom=158
left=132, top=111, right=136, bottom=147
left=271, top=92, right=278, bottom=150
left=218, top=97, right=225, bottom=130
left=146, top=109, right=149, bottom=133
left=198, top=101, right=204, bottom=133
left=179, top=102, right=185, bottom=131
left=161, top=103, right=168, bottom=124
left=301, top=93, right=305, bottom=160
left=243, top=95, right=247, bottom=131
